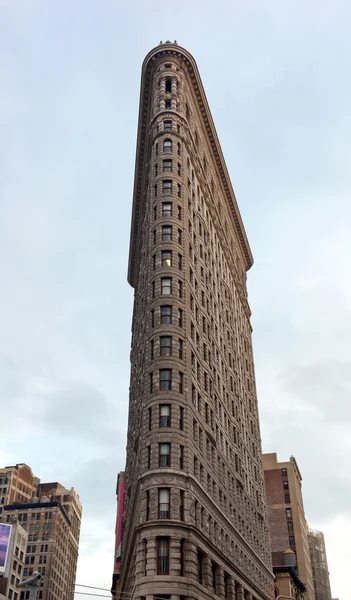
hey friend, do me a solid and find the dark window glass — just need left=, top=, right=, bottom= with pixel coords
left=161, top=277, right=172, bottom=295
left=178, top=229, right=182, bottom=244
left=178, top=253, right=182, bottom=270
left=162, top=202, right=172, bottom=217
left=165, top=99, right=171, bottom=109
left=165, top=79, right=172, bottom=93
left=162, top=226, right=172, bottom=241
left=178, top=280, right=183, bottom=298
left=178, top=309, right=183, bottom=327
left=283, top=480, right=289, bottom=490
left=161, top=250, right=172, bottom=267
left=287, top=521, right=294, bottom=532
left=177, top=142, right=181, bottom=156
left=158, top=489, right=170, bottom=518
left=179, top=407, right=184, bottom=430
left=157, top=538, right=169, bottom=574
left=160, top=369, right=172, bottom=390
left=160, top=336, right=172, bottom=357
left=164, top=120, right=172, bottom=131
left=180, top=490, right=184, bottom=520
left=161, top=305, right=172, bottom=324
left=159, top=444, right=170, bottom=467
left=178, top=339, right=183, bottom=359
left=179, top=372, right=184, bottom=393
left=286, top=508, right=292, bottom=519
left=159, top=405, right=171, bottom=427
left=285, top=494, right=291, bottom=504
left=180, top=538, right=185, bottom=576
left=197, top=551, right=203, bottom=583
left=163, top=160, right=172, bottom=172
left=289, top=535, right=295, bottom=547
left=163, top=180, right=172, bottom=195
left=179, top=445, right=184, bottom=469
left=282, top=468, right=287, bottom=477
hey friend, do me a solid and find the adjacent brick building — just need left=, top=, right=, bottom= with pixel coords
left=0, top=466, right=81, bottom=600
left=263, top=453, right=314, bottom=600
left=117, top=41, right=274, bottom=600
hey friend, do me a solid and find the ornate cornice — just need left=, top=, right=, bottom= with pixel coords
left=128, top=42, right=254, bottom=288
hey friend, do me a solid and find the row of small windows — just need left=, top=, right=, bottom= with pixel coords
left=150, top=336, right=183, bottom=359
left=154, top=201, right=182, bottom=220
left=150, top=369, right=184, bottom=393
left=153, top=251, right=182, bottom=270
left=147, top=443, right=184, bottom=470
left=151, top=305, right=183, bottom=327
left=155, top=160, right=181, bottom=176
left=151, top=277, right=183, bottom=298
left=155, top=139, right=181, bottom=156
left=153, top=225, right=182, bottom=244
left=154, top=179, right=181, bottom=198
left=148, top=403, right=184, bottom=429
left=145, top=488, right=184, bottom=521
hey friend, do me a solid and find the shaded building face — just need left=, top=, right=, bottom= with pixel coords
left=117, top=42, right=274, bottom=600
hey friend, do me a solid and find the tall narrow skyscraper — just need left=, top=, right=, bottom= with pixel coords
left=120, top=41, right=273, bottom=600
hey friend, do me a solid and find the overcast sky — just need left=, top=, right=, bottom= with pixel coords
left=1, top=1, right=350, bottom=599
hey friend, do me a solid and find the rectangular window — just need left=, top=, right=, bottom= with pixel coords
left=150, top=340, right=154, bottom=359
left=179, top=407, right=184, bottom=430
left=179, top=372, right=184, bottom=393
left=161, top=250, right=172, bottom=267
left=289, top=535, right=295, bottom=547
left=154, top=184, right=157, bottom=198
left=180, top=490, right=184, bottom=520
left=163, top=180, right=172, bottom=195
left=152, top=254, right=156, bottom=270
left=157, top=538, right=170, bottom=574
left=178, top=280, right=183, bottom=298
left=180, top=538, right=185, bottom=576
left=161, top=277, right=172, bottom=295
left=148, top=407, right=152, bottom=430
left=285, top=494, right=291, bottom=504
left=162, top=202, right=172, bottom=217
left=161, top=305, right=172, bottom=324
left=178, top=308, right=183, bottom=327
left=160, top=369, right=172, bottom=390
left=160, top=336, right=172, bottom=356
left=282, top=468, right=287, bottom=477
left=151, top=281, right=155, bottom=298
left=177, top=184, right=181, bottom=198
left=178, top=205, right=182, bottom=220
left=159, top=444, right=171, bottom=467
left=165, top=99, right=171, bottom=109
left=178, top=253, right=182, bottom=270
left=158, top=489, right=170, bottom=518
left=159, top=405, right=171, bottom=427
left=146, top=490, right=150, bottom=520
left=151, top=309, right=155, bottom=327
left=150, top=373, right=153, bottom=393
left=164, top=120, right=172, bottom=131
left=153, top=229, right=157, bottom=244
left=155, top=163, right=158, bottom=177
left=283, top=480, right=289, bottom=490
left=154, top=206, right=157, bottom=220
left=197, top=551, right=204, bottom=583
left=287, top=521, right=294, bottom=531
left=179, top=445, right=184, bottom=469
left=212, top=562, right=217, bottom=593
left=178, top=228, right=182, bottom=244
left=163, top=160, right=172, bottom=172
left=286, top=508, right=292, bottom=519
left=147, top=446, right=151, bottom=469
left=162, top=225, right=172, bottom=241
left=177, top=163, right=181, bottom=176
left=178, top=339, right=183, bottom=359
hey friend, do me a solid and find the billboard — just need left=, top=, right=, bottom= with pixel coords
left=0, top=523, right=12, bottom=574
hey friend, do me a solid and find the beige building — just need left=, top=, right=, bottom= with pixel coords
left=117, top=41, right=274, bottom=600
left=0, top=522, right=27, bottom=600
left=263, top=453, right=314, bottom=600
left=0, top=466, right=81, bottom=600
left=308, top=530, right=332, bottom=600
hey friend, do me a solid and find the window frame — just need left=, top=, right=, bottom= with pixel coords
left=157, top=537, right=170, bottom=574
left=159, top=404, right=171, bottom=427
left=160, top=369, right=172, bottom=391
left=159, top=443, right=171, bottom=467
left=158, top=488, right=170, bottom=518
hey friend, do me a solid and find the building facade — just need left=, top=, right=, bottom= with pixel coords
left=118, top=41, right=274, bottom=600
left=263, top=453, right=314, bottom=600
left=308, top=530, right=332, bottom=600
left=0, top=466, right=81, bottom=600
left=0, top=522, right=27, bottom=600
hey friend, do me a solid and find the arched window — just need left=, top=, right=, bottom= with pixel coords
left=165, top=79, right=172, bottom=93
left=163, top=139, right=172, bottom=152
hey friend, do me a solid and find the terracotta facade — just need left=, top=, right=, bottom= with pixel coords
left=120, top=42, right=274, bottom=600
